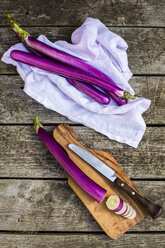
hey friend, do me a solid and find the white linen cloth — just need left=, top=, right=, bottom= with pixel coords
left=1, top=17, right=151, bottom=148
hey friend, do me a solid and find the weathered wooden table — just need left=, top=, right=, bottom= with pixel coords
left=0, top=1, right=165, bottom=247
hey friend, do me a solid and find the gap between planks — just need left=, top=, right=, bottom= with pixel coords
left=0, top=178, right=164, bottom=181
left=0, top=124, right=164, bottom=128
left=1, top=73, right=165, bottom=76
left=0, top=230, right=164, bottom=235
left=1, top=25, right=165, bottom=28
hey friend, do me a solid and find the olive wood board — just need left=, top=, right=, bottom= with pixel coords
left=53, top=124, right=147, bottom=239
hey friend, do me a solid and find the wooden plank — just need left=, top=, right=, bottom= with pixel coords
left=0, top=75, right=68, bottom=124
left=53, top=124, right=146, bottom=239
left=0, top=0, right=165, bottom=26
left=0, top=234, right=165, bottom=248
left=0, top=126, right=164, bottom=178
left=0, top=75, right=164, bottom=124
left=0, top=27, right=165, bottom=74
left=0, top=180, right=164, bottom=232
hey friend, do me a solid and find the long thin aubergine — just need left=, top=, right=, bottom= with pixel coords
left=67, top=79, right=110, bottom=104
left=8, top=27, right=110, bottom=105
left=11, top=50, right=134, bottom=100
left=7, top=14, right=135, bottom=100
left=34, top=116, right=106, bottom=203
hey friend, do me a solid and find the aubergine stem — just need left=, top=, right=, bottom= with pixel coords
left=106, top=91, right=128, bottom=105
left=11, top=50, right=136, bottom=100
left=33, top=116, right=107, bottom=203
left=6, top=13, right=30, bottom=41
left=7, top=14, right=136, bottom=100
left=6, top=14, right=43, bottom=57
left=34, top=116, right=44, bottom=133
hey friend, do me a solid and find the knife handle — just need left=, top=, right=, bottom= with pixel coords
left=114, top=177, right=162, bottom=219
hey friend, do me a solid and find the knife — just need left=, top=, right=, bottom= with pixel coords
left=68, top=144, right=162, bottom=219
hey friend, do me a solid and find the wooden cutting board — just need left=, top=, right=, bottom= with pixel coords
left=53, top=124, right=147, bottom=239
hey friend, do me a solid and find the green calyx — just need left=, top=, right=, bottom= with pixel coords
left=6, top=13, right=30, bottom=43
left=34, top=116, right=44, bottom=133
left=123, top=91, right=136, bottom=100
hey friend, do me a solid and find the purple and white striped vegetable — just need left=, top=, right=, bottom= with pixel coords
left=114, top=202, right=128, bottom=216
left=127, top=209, right=137, bottom=220
left=106, top=195, right=136, bottom=219
left=11, top=50, right=134, bottom=99
left=34, top=116, right=106, bottom=203
left=124, top=204, right=137, bottom=219
left=122, top=203, right=131, bottom=217
left=106, top=195, right=123, bottom=211
left=7, top=14, right=135, bottom=100
left=67, top=78, right=110, bottom=104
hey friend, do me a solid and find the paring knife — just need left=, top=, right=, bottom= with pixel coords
left=68, top=144, right=162, bottom=219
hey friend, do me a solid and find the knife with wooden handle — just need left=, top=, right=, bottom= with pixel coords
left=68, top=144, right=162, bottom=219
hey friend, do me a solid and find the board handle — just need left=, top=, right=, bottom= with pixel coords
left=114, top=177, right=162, bottom=219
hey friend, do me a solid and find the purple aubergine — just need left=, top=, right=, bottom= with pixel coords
left=67, top=78, right=110, bottom=104
left=68, top=79, right=124, bottom=106
left=11, top=50, right=135, bottom=99
left=7, top=14, right=135, bottom=100
left=106, top=91, right=128, bottom=105
left=6, top=19, right=109, bottom=106
left=6, top=13, right=117, bottom=85
left=34, top=116, right=106, bottom=203
left=6, top=14, right=42, bottom=57
left=17, top=45, right=111, bottom=105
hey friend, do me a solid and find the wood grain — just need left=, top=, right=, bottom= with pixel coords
left=0, top=27, right=165, bottom=74
left=0, top=234, right=165, bottom=248
left=0, top=76, right=164, bottom=124
left=0, top=0, right=165, bottom=26
left=0, top=0, right=164, bottom=244
left=0, top=126, right=164, bottom=179
left=0, top=179, right=164, bottom=232
left=53, top=124, right=146, bottom=239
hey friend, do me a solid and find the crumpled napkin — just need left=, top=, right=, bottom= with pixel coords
left=1, top=17, right=151, bottom=148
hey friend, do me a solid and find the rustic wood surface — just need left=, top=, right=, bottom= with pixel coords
left=1, top=27, right=165, bottom=74
left=0, top=126, right=164, bottom=178
left=0, top=180, right=164, bottom=232
left=0, top=0, right=164, bottom=247
left=53, top=124, right=146, bottom=239
left=0, top=76, right=164, bottom=124
left=0, top=0, right=165, bottom=27
left=0, top=234, right=165, bottom=248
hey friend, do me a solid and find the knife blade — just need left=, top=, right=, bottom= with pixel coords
left=69, top=144, right=116, bottom=182
left=68, top=144, right=162, bottom=219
